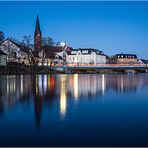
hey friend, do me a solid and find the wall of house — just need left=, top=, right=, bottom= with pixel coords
left=96, top=55, right=106, bottom=64
left=38, top=58, right=52, bottom=66
left=0, top=40, right=30, bottom=65
left=0, top=55, right=7, bottom=66
left=116, top=58, right=137, bottom=64
left=66, top=52, right=106, bottom=64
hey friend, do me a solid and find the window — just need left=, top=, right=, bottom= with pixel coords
left=71, top=51, right=77, bottom=54
left=78, top=51, right=81, bottom=55
left=82, top=50, right=88, bottom=54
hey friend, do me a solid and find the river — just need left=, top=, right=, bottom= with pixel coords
left=0, top=74, right=148, bottom=146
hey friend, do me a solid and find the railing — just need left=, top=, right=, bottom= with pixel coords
left=51, top=63, right=148, bottom=68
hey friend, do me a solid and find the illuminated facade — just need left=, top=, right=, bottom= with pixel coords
left=110, top=54, right=138, bottom=64
left=66, top=48, right=106, bottom=64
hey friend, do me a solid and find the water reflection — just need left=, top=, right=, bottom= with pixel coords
left=0, top=74, right=148, bottom=126
left=60, top=76, right=67, bottom=117
left=74, top=74, right=79, bottom=100
left=102, top=74, right=105, bottom=95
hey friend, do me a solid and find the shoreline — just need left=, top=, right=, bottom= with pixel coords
left=0, top=69, right=147, bottom=75
left=0, top=65, right=148, bottom=75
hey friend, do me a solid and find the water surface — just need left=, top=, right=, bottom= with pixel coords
left=0, top=74, right=148, bottom=146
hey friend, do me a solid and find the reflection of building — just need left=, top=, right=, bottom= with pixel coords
left=105, top=74, right=145, bottom=92
left=66, top=48, right=106, bottom=64
left=32, top=75, right=57, bottom=127
left=1, top=74, right=148, bottom=128
left=60, top=76, right=67, bottom=117
left=0, top=75, right=32, bottom=106
left=74, top=74, right=79, bottom=100
left=34, top=94, right=42, bottom=128
left=102, top=74, right=105, bottom=95
left=67, top=74, right=106, bottom=98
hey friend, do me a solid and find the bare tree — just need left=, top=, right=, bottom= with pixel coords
left=9, top=37, right=20, bottom=44
left=21, top=35, right=34, bottom=66
left=22, top=35, right=32, bottom=47
left=42, top=37, right=54, bottom=46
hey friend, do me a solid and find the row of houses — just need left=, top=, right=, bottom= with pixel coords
left=1, top=15, right=147, bottom=67
left=1, top=15, right=148, bottom=67
left=0, top=38, right=147, bottom=67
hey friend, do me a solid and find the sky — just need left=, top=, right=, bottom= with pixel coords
left=0, top=1, right=148, bottom=59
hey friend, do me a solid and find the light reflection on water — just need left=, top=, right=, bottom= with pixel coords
left=0, top=74, right=148, bottom=118
left=0, top=74, right=148, bottom=146
left=0, top=74, right=148, bottom=116
left=60, top=76, right=67, bottom=117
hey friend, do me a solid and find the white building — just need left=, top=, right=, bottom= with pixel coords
left=66, top=48, right=106, bottom=64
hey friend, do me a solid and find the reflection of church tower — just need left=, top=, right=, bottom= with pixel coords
left=34, top=96, right=42, bottom=128
left=32, top=75, right=42, bottom=129
left=34, top=15, right=42, bottom=51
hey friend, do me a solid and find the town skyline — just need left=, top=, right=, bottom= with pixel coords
left=0, top=1, right=148, bottom=59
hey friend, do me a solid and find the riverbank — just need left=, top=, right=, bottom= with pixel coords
left=0, top=65, right=148, bottom=75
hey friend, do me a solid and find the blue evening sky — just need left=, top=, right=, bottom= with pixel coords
left=0, top=1, right=148, bottom=59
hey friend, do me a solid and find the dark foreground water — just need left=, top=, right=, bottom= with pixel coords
left=0, top=74, right=148, bottom=146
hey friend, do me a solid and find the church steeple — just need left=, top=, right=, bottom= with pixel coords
left=35, top=15, right=41, bottom=35
left=34, top=14, right=42, bottom=51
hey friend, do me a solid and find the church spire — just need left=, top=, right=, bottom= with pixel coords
left=35, top=15, right=41, bottom=35
left=34, top=14, right=42, bottom=51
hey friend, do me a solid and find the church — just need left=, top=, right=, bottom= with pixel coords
left=33, top=15, right=107, bottom=66
left=34, top=15, right=42, bottom=52
left=33, top=15, right=72, bottom=66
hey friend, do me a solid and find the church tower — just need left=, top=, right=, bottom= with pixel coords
left=34, top=15, right=42, bottom=51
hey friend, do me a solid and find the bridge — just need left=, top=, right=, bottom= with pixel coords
left=51, top=64, right=148, bottom=73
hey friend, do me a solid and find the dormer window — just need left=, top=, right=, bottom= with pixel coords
left=78, top=51, right=81, bottom=55
left=82, top=50, right=88, bottom=54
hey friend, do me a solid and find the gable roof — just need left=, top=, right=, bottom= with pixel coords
left=0, top=50, right=7, bottom=55
left=140, top=59, right=148, bottom=64
left=0, top=38, right=31, bottom=54
left=67, top=48, right=103, bottom=55
left=115, top=54, right=137, bottom=59
left=33, top=45, right=73, bottom=59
